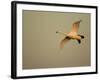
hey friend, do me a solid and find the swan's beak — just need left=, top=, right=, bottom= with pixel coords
left=56, top=31, right=58, bottom=33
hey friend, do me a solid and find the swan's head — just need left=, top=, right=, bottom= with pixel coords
left=56, top=31, right=59, bottom=33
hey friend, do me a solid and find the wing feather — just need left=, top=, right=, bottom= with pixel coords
left=71, top=20, right=82, bottom=32
left=60, top=37, right=70, bottom=49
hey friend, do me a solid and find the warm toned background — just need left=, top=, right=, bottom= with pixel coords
left=22, top=10, right=90, bottom=69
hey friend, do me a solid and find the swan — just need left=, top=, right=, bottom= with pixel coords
left=56, top=20, right=84, bottom=48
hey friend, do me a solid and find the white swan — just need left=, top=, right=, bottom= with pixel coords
left=56, top=20, right=84, bottom=48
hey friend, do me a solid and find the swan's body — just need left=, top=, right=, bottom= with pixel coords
left=56, top=20, right=84, bottom=48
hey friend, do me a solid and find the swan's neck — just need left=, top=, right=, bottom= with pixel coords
left=56, top=31, right=67, bottom=36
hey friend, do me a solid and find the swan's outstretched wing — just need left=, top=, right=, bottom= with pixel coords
left=71, top=20, right=82, bottom=32
left=60, top=37, right=70, bottom=49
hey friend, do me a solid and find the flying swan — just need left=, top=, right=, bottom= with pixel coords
left=56, top=20, right=84, bottom=49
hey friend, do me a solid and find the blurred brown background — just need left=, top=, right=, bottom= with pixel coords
left=22, top=10, right=91, bottom=69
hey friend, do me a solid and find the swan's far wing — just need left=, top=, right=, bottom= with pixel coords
left=60, top=37, right=70, bottom=49
left=71, top=20, right=82, bottom=32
